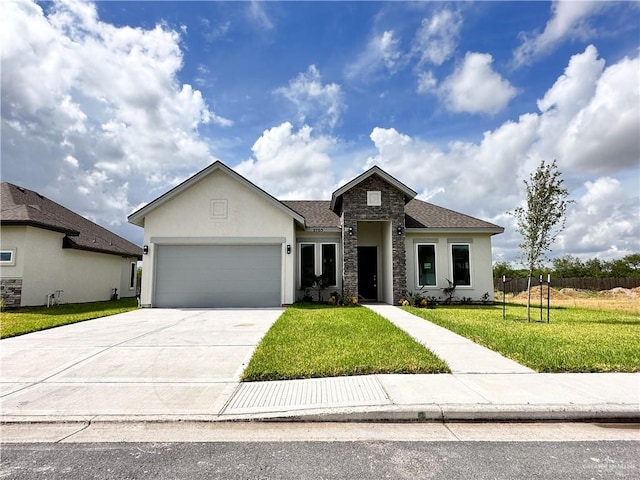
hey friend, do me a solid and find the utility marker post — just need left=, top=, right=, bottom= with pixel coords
left=502, top=275, right=513, bottom=320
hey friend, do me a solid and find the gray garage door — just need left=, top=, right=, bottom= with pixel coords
left=154, top=245, right=281, bottom=308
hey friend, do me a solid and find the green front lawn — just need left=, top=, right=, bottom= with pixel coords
left=405, top=304, right=640, bottom=372
left=242, top=304, right=449, bottom=381
left=1, top=298, right=139, bottom=339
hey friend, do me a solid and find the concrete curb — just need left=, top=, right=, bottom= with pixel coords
left=2, top=404, right=638, bottom=425
left=234, top=405, right=640, bottom=423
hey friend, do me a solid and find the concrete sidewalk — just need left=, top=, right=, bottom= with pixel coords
left=365, top=304, right=534, bottom=374
left=220, top=372, right=639, bottom=422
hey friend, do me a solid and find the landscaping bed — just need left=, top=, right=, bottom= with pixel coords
left=242, top=303, right=449, bottom=381
left=405, top=304, right=640, bottom=372
left=1, top=298, right=139, bottom=338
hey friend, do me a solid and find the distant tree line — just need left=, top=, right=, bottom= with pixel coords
left=494, top=253, right=640, bottom=279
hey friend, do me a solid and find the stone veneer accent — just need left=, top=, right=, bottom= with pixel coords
left=339, top=174, right=407, bottom=304
left=1, top=279, right=22, bottom=308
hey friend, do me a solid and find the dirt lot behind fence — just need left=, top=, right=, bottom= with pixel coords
left=500, top=286, right=640, bottom=314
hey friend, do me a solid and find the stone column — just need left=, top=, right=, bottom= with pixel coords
left=341, top=212, right=358, bottom=299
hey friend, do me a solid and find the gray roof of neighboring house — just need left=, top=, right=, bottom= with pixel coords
left=1, top=182, right=143, bottom=259
left=283, top=198, right=503, bottom=233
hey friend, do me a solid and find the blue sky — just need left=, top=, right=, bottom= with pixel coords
left=2, top=0, right=639, bottom=265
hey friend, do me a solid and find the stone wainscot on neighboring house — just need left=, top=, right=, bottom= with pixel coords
left=1, top=183, right=142, bottom=307
left=128, top=161, right=503, bottom=308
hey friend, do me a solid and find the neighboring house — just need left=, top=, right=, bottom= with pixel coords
left=1, top=183, right=142, bottom=307
left=128, top=161, right=503, bottom=308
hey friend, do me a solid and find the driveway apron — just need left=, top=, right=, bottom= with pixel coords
left=0, top=308, right=282, bottom=421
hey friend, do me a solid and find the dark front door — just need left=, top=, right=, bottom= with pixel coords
left=357, top=246, right=378, bottom=301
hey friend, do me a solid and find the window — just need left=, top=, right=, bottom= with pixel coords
left=451, top=244, right=471, bottom=286
left=129, top=262, right=137, bottom=290
left=367, top=191, right=381, bottom=206
left=416, top=244, right=437, bottom=286
left=300, top=243, right=338, bottom=288
left=300, top=244, right=315, bottom=288
left=322, top=244, right=336, bottom=286
left=0, top=249, right=15, bottom=266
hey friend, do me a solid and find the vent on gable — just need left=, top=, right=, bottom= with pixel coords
left=367, top=191, right=381, bottom=206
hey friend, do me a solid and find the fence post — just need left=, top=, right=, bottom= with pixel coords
left=539, top=275, right=543, bottom=322
left=502, top=275, right=506, bottom=319
left=547, top=274, right=551, bottom=323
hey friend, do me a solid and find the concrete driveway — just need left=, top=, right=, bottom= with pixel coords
left=0, top=308, right=282, bottom=421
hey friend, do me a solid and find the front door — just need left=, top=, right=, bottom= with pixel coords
left=357, top=246, right=377, bottom=301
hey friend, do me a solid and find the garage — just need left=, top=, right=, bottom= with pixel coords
left=154, top=245, right=282, bottom=308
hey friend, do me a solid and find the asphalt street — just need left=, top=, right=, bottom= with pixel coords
left=2, top=423, right=639, bottom=479
left=2, top=440, right=638, bottom=479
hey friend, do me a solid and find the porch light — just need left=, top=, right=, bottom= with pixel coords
left=143, top=245, right=149, bottom=255
left=397, top=226, right=403, bottom=236
left=348, top=227, right=354, bottom=236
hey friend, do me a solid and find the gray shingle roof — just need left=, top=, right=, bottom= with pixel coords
left=405, top=199, right=503, bottom=231
left=281, top=201, right=340, bottom=228
left=1, top=182, right=142, bottom=258
left=282, top=198, right=502, bottom=233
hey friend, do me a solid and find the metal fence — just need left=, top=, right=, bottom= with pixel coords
left=493, top=277, right=640, bottom=294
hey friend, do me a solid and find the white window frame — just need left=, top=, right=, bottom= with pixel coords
left=129, top=262, right=137, bottom=290
left=450, top=243, right=472, bottom=287
left=415, top=243, right=437, bottom=287
left=298, top=242, right=339, bottom=288
left=0, top=248, right=16, bottom=266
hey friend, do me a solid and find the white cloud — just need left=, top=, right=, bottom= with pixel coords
left=560, top=177, right=639, bottom=258
left=531, top=45, right=639, bottom=176
left=200, top=17, right=231, bottom=41
left=1, top=0, right=223, bottom=233
left=363, top=46, right=639, bottom=262
left=235, top=122, right=335, bottom=200
left=556, top=54, right=640, bottom=174
left=412, top=8, right=462, bottom=66
left=274, top=65, right=345, bottom=131
left=247, top=0, right=274, bottom=30
left=438, top=52, right=517, bottom=114
left=416, top=71, right=437, bottom=94
left=346, top=30, right=403, bottom=80
left=513, top=0, right=607, bottom=67
left=537, top=45, right=603, bottom=116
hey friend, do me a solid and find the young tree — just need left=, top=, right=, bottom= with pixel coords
left=511, top=160, right=573, bottom=321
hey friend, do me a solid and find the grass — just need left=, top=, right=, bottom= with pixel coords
left=1, top=298, right=139, bottom=339
left=405, top=304, right=640, bottom=373
left=242, top=303, right=449, bottom=381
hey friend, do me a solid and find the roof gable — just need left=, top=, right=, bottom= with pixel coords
left=128, top=161, right=305, bottom=227
left=330, top=166, right=417, bottom=213
left=1, top=182, right=142, bottom=258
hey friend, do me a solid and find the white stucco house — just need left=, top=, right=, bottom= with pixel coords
left=1, top=182, right=142, bottom=307
left=128, top=161, right=503, bottom=308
